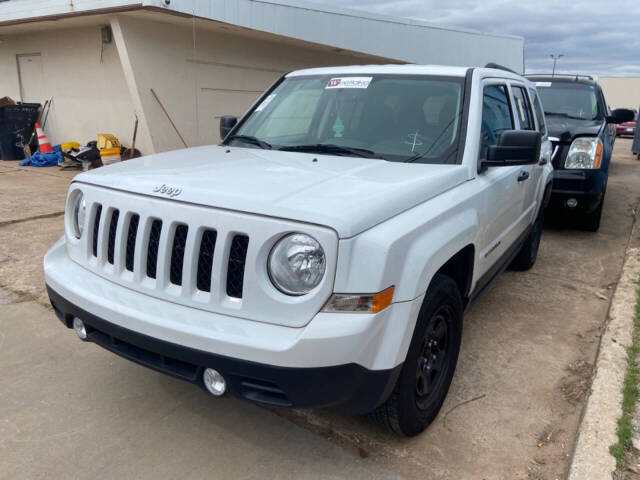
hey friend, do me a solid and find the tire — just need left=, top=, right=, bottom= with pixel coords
left=369, top=273, right=463, bottom=436
left=510, top=207, right=544, bottom=271
left=580, top=195, right=604, bottom=232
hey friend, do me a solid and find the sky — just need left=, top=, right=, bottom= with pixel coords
left=312, top=0, right=640, bottom=76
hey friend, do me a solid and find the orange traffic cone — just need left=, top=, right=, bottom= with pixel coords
left=35, top=122, right=53, bottom=154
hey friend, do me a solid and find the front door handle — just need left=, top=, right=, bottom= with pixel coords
left=517, top=171, right=530, bottom=182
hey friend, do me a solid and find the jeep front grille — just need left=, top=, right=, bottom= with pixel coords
left=107, top=209, right=119, bottom=265
left=68, top=184, right=336, bottom=328
left=92, top=204, right=102, bottom=257
left=146, top=219, right=163, bottom=279
left=227, top=234, right=249, bottom=298
left=196, top=230, right=217, bottom=292
left=88, top=203, right=249, bottom=300
left=169, top=224, right=188, bottom=286
left=125, top=214, right=139, bottom=272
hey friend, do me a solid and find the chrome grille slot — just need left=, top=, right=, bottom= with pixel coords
left=125, top=214, right=139, bottom=272
left=169, top=224, right=188, bottom=286
left=146, top=219, right=163, bottom=279
left=196, top=230, right=217, bottom=292
left=106, top=209, right=119, bottom=265
left=227, top=234, right=249, bottom=299
left=92, top=205, right=102, bottom=257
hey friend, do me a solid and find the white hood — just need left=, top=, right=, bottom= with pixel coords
left=74, top=145, right=469, bottom=238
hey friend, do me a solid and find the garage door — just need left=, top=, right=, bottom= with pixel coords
left=193, top=60, right=285, bottom=143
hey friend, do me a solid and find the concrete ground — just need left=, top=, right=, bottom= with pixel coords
left=1, top=139, right=639, bottom=479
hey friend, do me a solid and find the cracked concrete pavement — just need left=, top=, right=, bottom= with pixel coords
left=0, top=139, right=639, bottom=479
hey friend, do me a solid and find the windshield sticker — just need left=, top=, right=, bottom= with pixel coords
left=326, top=77, right=372, bottom=89
left=255, top=94, right=276, bottom=112
left=332, top=115, right=344, bottom=137
left=535, top=82, right=552, bottom=88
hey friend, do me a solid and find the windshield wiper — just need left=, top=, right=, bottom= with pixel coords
left=226, top=134, right=272, bottom=149
left=278, top=143, right=379, bottom=158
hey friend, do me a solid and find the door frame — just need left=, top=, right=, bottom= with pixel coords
left=16, top=53, right=42, bottom=102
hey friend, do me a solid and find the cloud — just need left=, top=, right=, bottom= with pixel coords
left=311, top=0, right=640, bottom=76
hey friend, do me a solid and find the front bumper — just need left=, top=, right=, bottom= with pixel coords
left=44, top=239, right=417, bottom=413
left=548, top=169, right=606, bottom=214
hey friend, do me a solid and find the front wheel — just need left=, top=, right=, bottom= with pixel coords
left=580, top=194, right=604, bottom=232
left=369, top=273, right=463, bottom=436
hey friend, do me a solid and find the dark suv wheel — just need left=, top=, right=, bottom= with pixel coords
left=580, top=192, right=605, bottom=232
left=370, top=273, right=463, bottom=436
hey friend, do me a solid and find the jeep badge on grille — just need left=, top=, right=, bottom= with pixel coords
left=153, top=184, right=182, bottom=198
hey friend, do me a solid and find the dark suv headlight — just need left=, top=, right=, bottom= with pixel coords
left=565, top=137, right=603, bottom=169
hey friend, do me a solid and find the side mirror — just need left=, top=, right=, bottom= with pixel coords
left=219, top=115, right=238, bottom=140
left=484, top=130, right=541, bottom=168
left=606, top=108, right=635, bottom=124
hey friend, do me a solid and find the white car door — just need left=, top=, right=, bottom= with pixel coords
left=510, top=82, right=549, bottom=224
left=474, top=81, right=530, bottom=279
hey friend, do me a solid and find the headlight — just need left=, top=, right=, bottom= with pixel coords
left=268, top=233, right=326, bottom=295
left=69, top=190, right=86, bottom=239
left=565, top=137, right=603, bottom=169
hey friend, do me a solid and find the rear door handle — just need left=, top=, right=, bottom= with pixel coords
left=517, top=171, right=530, bottom=182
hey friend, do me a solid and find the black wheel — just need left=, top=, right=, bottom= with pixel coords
left=369, top=273, right=463, bottom=436
left=580, top=195, right=604, bottom=232
left=510, top=207, right=544, bottom=271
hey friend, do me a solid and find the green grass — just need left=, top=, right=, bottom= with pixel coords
left=610, top=279, right=640, bottom=470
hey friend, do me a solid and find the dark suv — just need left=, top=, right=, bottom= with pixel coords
left=526, top=74, right=634, bottom=231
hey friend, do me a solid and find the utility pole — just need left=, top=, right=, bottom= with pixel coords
left=550, top=54, right=564, bottom=76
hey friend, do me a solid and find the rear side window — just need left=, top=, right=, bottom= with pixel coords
left=480, top=84, right=513, bottom=159
left=512, top=86, right=535, bottom=130
left=530, top=90, right=547, bottom=136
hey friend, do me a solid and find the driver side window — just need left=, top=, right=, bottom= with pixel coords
left=480, top=84, right=513, bottom=160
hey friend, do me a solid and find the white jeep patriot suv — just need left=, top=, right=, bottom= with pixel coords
left=45, top=64, right=553, bottom=436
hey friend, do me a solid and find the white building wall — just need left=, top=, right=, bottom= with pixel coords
left=111, top=13, right=392, bottom=152
left=599, top=77, right=640, bottom=110
left=155, top=0, right=524, bottom=72
left=0, top=25, right=146, bottom=153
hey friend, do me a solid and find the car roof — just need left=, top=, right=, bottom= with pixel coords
left=287, top=64, right=471, bottom=78
left=526, top=74, right=599, bottom=86
left=287, top=64, right=536, bottom=87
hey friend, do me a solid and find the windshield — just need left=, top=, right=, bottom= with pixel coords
left=536, top=82, right=601, bottom=121
left=226, top=74, right=465, bottom=164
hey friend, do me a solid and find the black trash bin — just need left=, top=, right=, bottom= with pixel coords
left=0, top=103, right=41, bottom=160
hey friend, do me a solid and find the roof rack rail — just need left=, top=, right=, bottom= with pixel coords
left=484, top=62, right=519, bottom=74
left=526, top=73, right=597, bottom=81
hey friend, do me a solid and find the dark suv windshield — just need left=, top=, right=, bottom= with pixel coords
left=536, top=82, right=601, bottom=121
left=226, top=74, right=465, bottom=164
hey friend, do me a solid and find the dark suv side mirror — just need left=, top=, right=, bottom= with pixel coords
left=484, top=130, right=541, bottom=168
left=219, top=115, right=238, bottom=140
left=606, top=108, right=635, bottom=124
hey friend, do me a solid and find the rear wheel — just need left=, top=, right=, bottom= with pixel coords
left=510, top=207, right=544, bottom=271
left=370, top=273, right=463, bottom=436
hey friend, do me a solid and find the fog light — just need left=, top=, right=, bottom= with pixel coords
left=203, top=368, right=226, bottom=396
left=73, top=318, right=87, bottom=339
left=566, top=198, right=578, bottom=208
